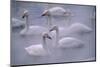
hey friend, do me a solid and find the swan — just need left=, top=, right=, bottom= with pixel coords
left=66, top=23, right=93, bottom=35
left=25, top=32, right=52, bottom=56
left=42, top=7, right=71, bottom=16
left=41, top=7, right=72, bottom=29
left=58, top=37, right=84, bottom=49
left=20, top=10, right=48, bottom=36
left=49, top=25, right=84, bottom=48
left=49, top=23, right=93, bottom=39
left=11, top=18, right=25, bottom=27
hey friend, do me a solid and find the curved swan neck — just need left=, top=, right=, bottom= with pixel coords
left=42, top=37, right=47, bottom=49
left=47, top=15, right=52, bottom=30
left=24, top=16, right=29, bottom=30
left=65, top=15, right=70, bottom=27
left=55, top=27, right=59, bottom=45
left=64, top=12, right=72, bottom=27
left=50, top=26, right=59, bottom=45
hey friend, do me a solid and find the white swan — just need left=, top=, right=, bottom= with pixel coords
left=42, top=7, right=71, bottom=16
left=66, top=23, right=93, bottom=35
left=11, top=18, right=25, bottom=27
left=49, top=25, right=84, bottom=48
left=58, top=37, right=84, bottom=48
left=25, top=32, right=52, bottom=56
left=41, top=7, right=72, bottom=29
left=49, top=23, right=93, bottom=39
left=20, top=10, right=48, bottom=36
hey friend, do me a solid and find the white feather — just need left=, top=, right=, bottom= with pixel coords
left=58, top=37, right=84, bottom=49
left=12, top=18, right=24, bottom=27
left=20, top=10, right=48, bottom=36
left=50, top=25, right=85, bottom=49
left=20, top=26, right=48, bottom=35
left=66, top=23, right=93, bottom=35
left=50, top=23, right=92, bottom=38
left=48, top=7, right=66, bottom=15
left=42, top=7, right=70, bottom=16
left=25, top=44, right=47, bottom=56
left=25, top=32, right=51, bottom=56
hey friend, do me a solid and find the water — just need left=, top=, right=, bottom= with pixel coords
left=11, top=1, right=96, bottom=65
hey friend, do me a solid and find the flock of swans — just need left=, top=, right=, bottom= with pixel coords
left=12, top=7, right=93, bottom=56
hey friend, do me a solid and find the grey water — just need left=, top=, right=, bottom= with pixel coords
left=11, top=1, right=96, bottom=65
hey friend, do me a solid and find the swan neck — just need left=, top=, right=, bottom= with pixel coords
left=65, top=16, right=69, bottom=27
left=25, top=16, right=29, bottom=30
left=47, top=15, right=52, bottom=30
left=42, top=37, right=47, bottom=49
left=56, top=29, right=59, bottom=45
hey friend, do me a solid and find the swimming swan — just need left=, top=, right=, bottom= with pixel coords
left=20, top=10, right=48, bottom=36
left=49, top=25, right=84, bottom=48
left=25, top=32, right=52, bottom=56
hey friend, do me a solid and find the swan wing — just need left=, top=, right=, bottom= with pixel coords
left=25, top=44, right=47, bottom=56
left=49, top=7, right=66, bottom=12
left=12, top=18, right=24, bottom=27
left=20, top=28, right=27, bottom=35
left=49, top=7, right=66, bottom=16
left=58, top=37, right=84, bottom=49
left=67, top=23, right=92, bottom=35
left=26, top=26, right=47, bottom=35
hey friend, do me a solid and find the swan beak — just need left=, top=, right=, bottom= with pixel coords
left=49, top=28, right=54, bottom=32
left=22, top=14, right=25, bottom=18
left=49, top=27, right=56, bottom=32
left=47, top=35, right=52, bottom=40
left=41, top=11, right=48, bottom=16
left=41, top=13, right=46, bottom=16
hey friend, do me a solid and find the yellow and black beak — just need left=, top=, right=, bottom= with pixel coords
left=47, top=35, right=52, bottom=40
left=22, top=14, right=26, bottom=18
left=49, top=26, right=57, bottom=32
left=41, top=13, right=46, bottom=16
left=49, top=28, right=54, bottom=32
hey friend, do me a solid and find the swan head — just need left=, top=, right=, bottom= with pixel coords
left=64, top=9, right=73, bottom=17
left=49, top=25, right=58, bottom=32
left=22, top=10, right=29, bottom=18
left=42, top=32, right=52, bottom=40
left=41, top=10, right=50, bottom=16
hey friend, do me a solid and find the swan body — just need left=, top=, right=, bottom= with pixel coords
left=25, top=44, right=47, bottom=56
left=20, top=26, right=47, bottom=35
left=42, top=7, right=72, bottom=30
left=25, top=32, right=52, bottom=56
left=20, top=10, right=48, bottom=36
left=50, top=23, right=92, bottom=38
left=42, top=7, right=70, bottom=16
left=12, top=18, right=24, bottom=27
left=49, top=25, right=84, bottom=48
left=67, top=23, right=93, bottom=35
left=58, top=37, right=84, bottom=49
